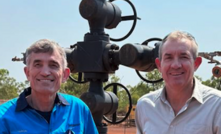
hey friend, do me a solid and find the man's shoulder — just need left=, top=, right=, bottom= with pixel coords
left=139, top=89, right=162, bottom=99
left=0, top=98, right=17, bottom=117
left=58, top=93, right=87, bottom=107
left=200, top=84, right=221, bottom=98
left=137, top=89, right=163, bottom=105
left=195, top=78, right=221, bottom=98
left=58, top=93, right=79, bottom=100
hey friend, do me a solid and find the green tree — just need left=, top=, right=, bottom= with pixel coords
left=60, top=74, right=121, bottom=98
left=202, top=76, right=221, bottom=91
left=0, top=69, right=26, bottom=99
left=60, top=73, right=89, bottom=97
left=103, top=74, right=120, bottom=87
left=195, top=75, right=221, bottom=91
left=103, top=74, right=129, bottom=113
left=130, top=69, right=164, bottom=104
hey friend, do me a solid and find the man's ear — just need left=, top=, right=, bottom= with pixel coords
left=194, top=56, right=202, bottom=71
left=24, top=67, right=30, bottom=81
left=62, top=68, right=70, bottom=83
left=155, top=58, right=161, bottom=72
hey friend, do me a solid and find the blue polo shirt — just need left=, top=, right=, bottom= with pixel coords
left=0, top=87, right=98, bottom=134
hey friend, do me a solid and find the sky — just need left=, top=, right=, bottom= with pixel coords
left=0, top=0, right=221, bottom=87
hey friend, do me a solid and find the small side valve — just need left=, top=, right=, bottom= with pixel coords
left=12, top=53, right=26, bottom=64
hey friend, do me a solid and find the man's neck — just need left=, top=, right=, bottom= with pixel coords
left=165, top=84, right=194, bottom=115
left=26, top=93, right=56, bottom=112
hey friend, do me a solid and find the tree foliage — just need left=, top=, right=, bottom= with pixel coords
left=195, top=75, right=221, bottom=91
left=130, top=69, right=164, bottom=104
left=60, top=73, right=89, bottom=97
left=0, top=69, right=26, bottom=99
left=60, top=74, right=121, bottom=98
left=103, top=74, right=128, bottom=113
left=202, top=76, right=221, bottom=90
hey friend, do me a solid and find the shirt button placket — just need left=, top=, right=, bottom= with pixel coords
left=168, top=124, right=175, bottom=134
left=49, top=128, right=52, bottom=134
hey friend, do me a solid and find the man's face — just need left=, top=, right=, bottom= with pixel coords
left=155, top=39, right=201, bottom=89
left=24, top=51, right=70, bottom=95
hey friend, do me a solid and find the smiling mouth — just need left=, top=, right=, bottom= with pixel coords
left=37, top=79, right=54, bottom=82
left=170, top=72, right=184, bottom=76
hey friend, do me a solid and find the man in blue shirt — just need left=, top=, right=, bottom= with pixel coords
left=0, top=39, right=98, bottom=134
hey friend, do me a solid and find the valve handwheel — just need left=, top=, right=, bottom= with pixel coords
left=136, top=38, right=164, bottom=83
left=69, top=73, right=88, bottom=84
left=103, top=83, right=132, bottom=124
left=109, top=0, right=141, bottom=42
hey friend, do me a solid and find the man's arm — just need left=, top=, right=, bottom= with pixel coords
left=135, top=102, right=143, bottom=134
left=0, top=117, right=8, bottom=134
left=214, top=110, right=221, bottom=134
left=84, top=109, right=98, bottom=134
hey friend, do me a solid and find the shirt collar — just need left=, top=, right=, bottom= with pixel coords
left=159, top=77, right=204, bottom=104
left=191, top=77, right=204, bottom=104
left=160, top=87, right=167, bottom=103
left=16, top=87, right=70, bottom=111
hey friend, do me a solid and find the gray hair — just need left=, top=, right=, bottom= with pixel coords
left=159, top=31, right=198, bottom=60
left=25, top=39, right=67, bottom=69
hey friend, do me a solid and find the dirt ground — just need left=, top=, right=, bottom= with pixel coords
left=107, top=125, right=136, bottom=134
